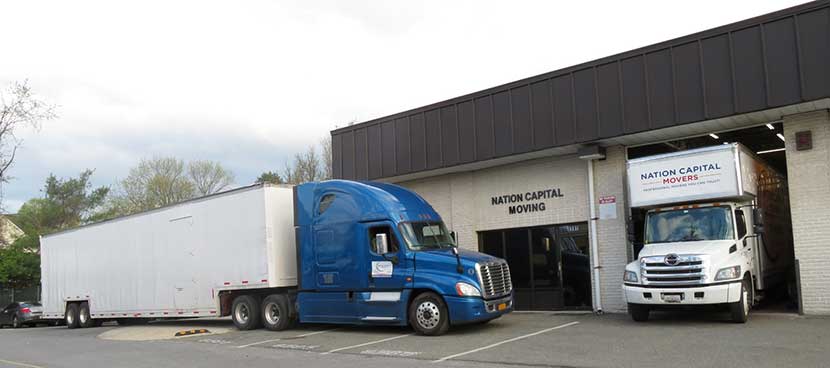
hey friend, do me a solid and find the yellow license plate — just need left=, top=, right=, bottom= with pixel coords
left=498, top=303, right=507, bottom=311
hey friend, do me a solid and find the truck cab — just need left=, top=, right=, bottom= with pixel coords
left=623, top=201, right=762, bottom=322
left=294, top=180, right=513, bottom=335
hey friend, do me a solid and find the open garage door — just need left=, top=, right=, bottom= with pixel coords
left=626, top=122, right=798, bottom=313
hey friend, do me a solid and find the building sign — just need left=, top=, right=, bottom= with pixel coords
left=627, top=146, right=739, bottom=207
left=490, top=188, right=563, bottom=215
left=598, top=195, right=617, bottom=220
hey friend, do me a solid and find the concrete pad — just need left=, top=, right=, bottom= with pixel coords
left=98, top=325, right=231, bottom=341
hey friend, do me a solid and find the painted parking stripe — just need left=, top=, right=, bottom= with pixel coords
left=321, top=333, right=413, bottom=355
left=235, top=328, right=340, bottom=348
left=432, top=321, right=579, bottom=363
left=0, top=358, right=45, bottom=368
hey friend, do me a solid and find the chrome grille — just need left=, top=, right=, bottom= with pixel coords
left=641, top=255, right=706, bottom=285
left=477, top=261, right=512, bottom=298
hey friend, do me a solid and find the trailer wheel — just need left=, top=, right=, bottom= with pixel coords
left=628, top=303, right=650, bottom=322
left=65, top=303, right=80, bottom=329
left=409, top=292, right=449, bottom=336
left=729, top=279, right=750, bottom=323
left=232, top=295, right=262, bottom=330
left=261, top=294, right=292, bottom=331
left=79, top=302, right=95, bottom=328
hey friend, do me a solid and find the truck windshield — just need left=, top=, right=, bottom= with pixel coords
left=398, top=221, right=456, bottom=251
left=645, top=206, right=734, bottom=244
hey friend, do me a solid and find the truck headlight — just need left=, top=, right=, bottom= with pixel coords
left=715, top=265, right=741, bottom=281
left=624, top=270, right=639, bottom=283
left=455, top=282, right=481, bottom=297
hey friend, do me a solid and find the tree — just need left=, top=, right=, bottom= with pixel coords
left=1, top=170, right=109, bottom=287
left=112, top=157, right=235, bottom=215
left=118, top=157, right=195, bottom=213
left=255, top=171, right=284, bottom=185
left=0, top=80, right=57, bottom=209
left=188, top=160, right=235, bottom=196
left=320, top=136, right=332, bottom=180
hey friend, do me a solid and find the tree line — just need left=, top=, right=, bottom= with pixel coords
left=0, top=81, right=334, bottom=289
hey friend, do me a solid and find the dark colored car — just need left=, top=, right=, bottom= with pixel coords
left=0, top=302, right=44, bottom=328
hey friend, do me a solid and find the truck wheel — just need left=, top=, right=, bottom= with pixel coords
left=79, top=302, right=95, bottom=328
left=409, top=292, right=449, bottom=336
left=628, top=303, right=650, bottom=322
left=232, top=295, right=262, bottom=330
left=261, top=295, right=292, bottom=331
left=730, top=279, right=750, bottom=323
left=66, top=303, right=80, bottom=329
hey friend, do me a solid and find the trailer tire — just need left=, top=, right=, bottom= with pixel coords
left=409, top=292, right=450, bottom=336
left=79, top=302, right=95, bottom=328
left=65, top=303, right=80, bottom=329
left=729, top=279, right=750, bottom=323
left=628, top=303, right=650, bottom=322
left=232, top=295, right=262, bottom=330
left=261, top=294, right=292, bottom=331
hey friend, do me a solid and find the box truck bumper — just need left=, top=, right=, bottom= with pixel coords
left=623, top=282, right=742, bottom=306
left=445, top=294, right=513, bottom=324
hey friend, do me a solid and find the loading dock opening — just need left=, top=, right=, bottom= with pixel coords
left=626, top=122, right=797, bottom=313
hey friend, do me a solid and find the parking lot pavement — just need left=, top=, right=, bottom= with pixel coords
left=2, top=312, right=830, bottom=368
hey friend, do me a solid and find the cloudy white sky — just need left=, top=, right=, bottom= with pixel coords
left=0, top=0, right=807, bottom=212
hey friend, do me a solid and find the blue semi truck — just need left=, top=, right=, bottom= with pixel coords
left=42, top=180, right=513, bottom=335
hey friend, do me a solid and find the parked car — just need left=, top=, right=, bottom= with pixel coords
left=0, top=302, right=45, bottom=328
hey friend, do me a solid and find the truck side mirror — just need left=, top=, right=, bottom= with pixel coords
left=450, top=231, right=457, bottom=243
left=626, top=224, right=636, bottom=243
left=375, top=233, right=389, bottom=255
left=753, top=208, right=765, bottom=234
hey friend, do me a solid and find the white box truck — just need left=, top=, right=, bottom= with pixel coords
left=623, top=143, right=793, bottom=323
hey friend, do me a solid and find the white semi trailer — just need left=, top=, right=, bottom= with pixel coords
left=623, top=143, right=793, bottom=323
left=40, top=185, right=298, bottom=326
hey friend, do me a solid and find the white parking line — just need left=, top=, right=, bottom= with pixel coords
left=235, top=328, right=340, bottom=348
left=431, top=321, right=579, bottom=363
left=321, top=333, right=413, bottom=355
left=0, top=358, right=45, bottom=368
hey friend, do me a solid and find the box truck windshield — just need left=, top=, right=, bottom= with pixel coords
left=645, top=206, right=734, bottom=244
left=398, top=221, right=456, bottom=250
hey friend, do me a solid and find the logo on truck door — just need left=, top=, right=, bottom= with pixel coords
left=371, top=261, right=393, bottom=278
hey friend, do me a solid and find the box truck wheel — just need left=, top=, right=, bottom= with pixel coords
left=65, top=303, right=80, bottom=329
left=409, top=292, right=449, bottom=336
left=79, top=302, right=95, bottom=328
left=729, top=279, right=750, bottom=323
left=232, top=295, right=262, bottom=330
left=261, top=294, right=292, bottom=331
left=628, top=303, right=650, bottom=322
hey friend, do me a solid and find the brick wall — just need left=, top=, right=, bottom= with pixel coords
left=591, top=146, right=629, bottom=313
left=784, top=109, right=830, bottom=315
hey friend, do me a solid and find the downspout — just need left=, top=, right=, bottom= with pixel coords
left=578, top=145, right=605, bottom=315
left=587, top=159, right=603, bottom=314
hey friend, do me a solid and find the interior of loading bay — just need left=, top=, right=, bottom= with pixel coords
left=626, top=122, right=797, bottom=312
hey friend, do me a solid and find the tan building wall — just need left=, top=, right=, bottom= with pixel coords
left=784, top=109, right=830, bottom=315
left=397, top=151, right=630, bottom=312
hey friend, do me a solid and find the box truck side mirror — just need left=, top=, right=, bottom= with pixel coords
left=753, top=209, right=765, bottom=233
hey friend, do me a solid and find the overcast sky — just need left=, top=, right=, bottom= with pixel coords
left=0, top=0, right=807, bottom=212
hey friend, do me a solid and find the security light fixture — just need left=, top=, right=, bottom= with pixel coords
left=709, top=133, right=719, bottom=139
left=578, top=145, right=606, bottom=160
left=766, top=123, right=775, bottom=130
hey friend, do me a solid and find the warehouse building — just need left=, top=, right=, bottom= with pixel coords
left=331, top=1, right=830, bottom=314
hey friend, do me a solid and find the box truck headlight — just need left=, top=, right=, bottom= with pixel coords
left=715, top=265, right=741, bottom=281
left=455, top=282, right=481, bottom=297
left=624, top=270, right=639, bottom=283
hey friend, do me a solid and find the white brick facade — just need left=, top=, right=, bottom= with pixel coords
left=397, top=150, right=629, bottom=313
left=784, top=109, right=830, bottom=315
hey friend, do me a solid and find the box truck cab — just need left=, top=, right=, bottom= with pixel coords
left=622, top=144, right=792, bottom=323
left=294, top=181, right=513, bottom=335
